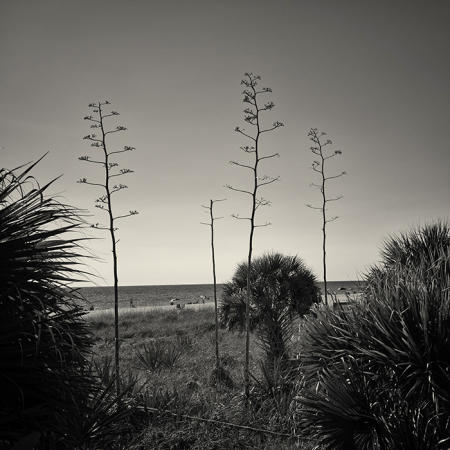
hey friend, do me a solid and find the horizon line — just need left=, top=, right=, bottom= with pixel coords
left=77, top=279, right=364, bottom=289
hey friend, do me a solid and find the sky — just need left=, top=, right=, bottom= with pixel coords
left=1, top=0, right=449, bottom=286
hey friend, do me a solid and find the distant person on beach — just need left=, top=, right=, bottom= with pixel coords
left=130, top=299, right=135, bottom=308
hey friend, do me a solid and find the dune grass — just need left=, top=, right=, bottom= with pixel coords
left=85, top=307, right=313, bottom=449
left=87, top=307, right=262, bottom=397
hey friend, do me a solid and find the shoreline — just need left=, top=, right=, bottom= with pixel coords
left=86, top=291, right=363, bottom=317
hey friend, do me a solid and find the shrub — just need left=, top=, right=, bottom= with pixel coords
left=0, top=162, right=95, bottom=448
left=220, top=252, right=320, bottom=370
left=93, top=355, right=140, bottom=393
left=0, top=161, right=139, bottom=449
left=136, top=339, right=183, bottom=372
left=59, top=376, right=137, bottom=450
left=296, top=222, right=450, bottom=449
left=220, top=252, right=320, bottom=332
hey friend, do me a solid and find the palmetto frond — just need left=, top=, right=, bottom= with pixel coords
left=297, top=222, right=450, bottom=449
left=297, top=361, right=390, bottom=450
left=0, top=161, right=93, bottom=447
left=59, top=375, right=136, bottom=449
left=219, top=252, right=320, bottom=331
left=379, top=221, right=450, bottom=269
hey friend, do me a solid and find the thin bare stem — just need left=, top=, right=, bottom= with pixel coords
left=257, top=176, right=280, bottom=188
left=202, top=199, right=226, bottom=379
left=229, top=161, right=254, bottom=170
left=226, top=185, right=253, bottom=196
left=306, top=128, right=345, bottom=305
left=259, top=153, right=279, bottom=161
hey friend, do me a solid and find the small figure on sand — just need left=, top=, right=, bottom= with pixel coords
left=129, top=299, right=136, bottom=308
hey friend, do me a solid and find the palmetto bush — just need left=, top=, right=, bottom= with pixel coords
left=220, top=252, right=320, bottom=411
left=220, top=253, right=319, bottom=365
left=0, top=161, right=135, bottom=449
left=0, top=161, right=93, bottom=447
left=220, top=252, right=320, bottom=333
left=296, top=222, right=450, bottom=449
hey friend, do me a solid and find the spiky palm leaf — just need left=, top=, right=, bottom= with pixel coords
left=366, top=221, right=450, bottom=292
left=0, top=161, right=94, bottom=447
left=297, top=359, right=391, bottom=450
left=60, top=375, right=136, bottom=450
left=379, top=222, right=450, bottom=269
left=297, top=222, right=450, bottom=449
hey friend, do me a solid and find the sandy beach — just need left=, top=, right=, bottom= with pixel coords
left=87, top=301, right=215, bottom=318
left=86, top=291, right=363, bottom=318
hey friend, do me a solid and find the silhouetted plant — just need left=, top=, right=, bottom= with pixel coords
left=297, top=222, right=450, bottom=449
left=0, top=159, right=94, bottom=448
left=227, top=73, right=283, bottom=402
left=78, top=100, right=138, bottom=397
left=366, top=221, right=450, bottom=292
left=60, top=374, right=138, bottom=450
left=306, top=128, right=345, bottom=305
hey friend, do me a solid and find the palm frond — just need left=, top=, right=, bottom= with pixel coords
left=296, top=222, right=450, bottom=448
left=219, top=252, right=320, bottom=331
left=0, top=160, right=93, bottom=448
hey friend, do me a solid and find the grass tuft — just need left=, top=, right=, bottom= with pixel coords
left=136, top=339, right=183, bottom=372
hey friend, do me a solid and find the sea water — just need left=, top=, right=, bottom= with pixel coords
left=79, top=280, right=364, bottom=311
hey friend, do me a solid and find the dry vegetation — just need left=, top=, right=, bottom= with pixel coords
left=86, top=308, right=313, bottom=449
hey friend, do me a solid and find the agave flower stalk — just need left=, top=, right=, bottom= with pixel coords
left=227, top=73, right=283, bottom=405
left=78, top=101, right=138, bottom=398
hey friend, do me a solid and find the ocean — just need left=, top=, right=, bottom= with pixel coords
left=79, top=280, right=364, bottom=311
